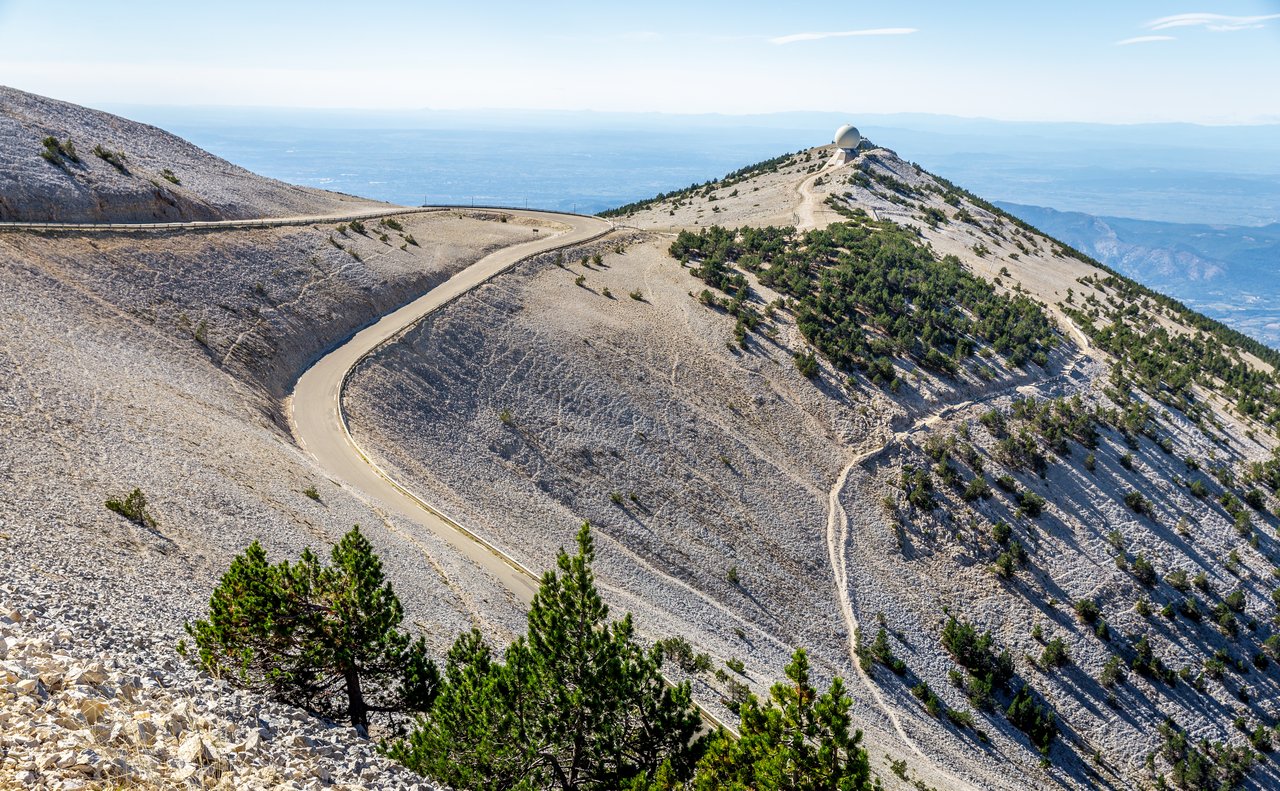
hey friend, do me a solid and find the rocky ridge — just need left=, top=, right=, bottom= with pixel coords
left=346, top=144, right=1280, bottom=789
left=0, top=85, right=378, bottom=223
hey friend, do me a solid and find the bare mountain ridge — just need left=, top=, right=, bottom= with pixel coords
left=0, top=85, right=379, bottom=222
left=6, top=88, right=1280, bottom=790
left=347, top=145, right=1280, bottom=789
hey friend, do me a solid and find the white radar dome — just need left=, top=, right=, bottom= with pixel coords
left=833, top=124, right=862, bottom=151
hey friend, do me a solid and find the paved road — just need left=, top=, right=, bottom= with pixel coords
left=288, top=209, right=613, bottom=601
left=0, top=205, right=449, bottom=233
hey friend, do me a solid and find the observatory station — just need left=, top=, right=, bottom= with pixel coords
left=833, top=124, right=862, bottom=164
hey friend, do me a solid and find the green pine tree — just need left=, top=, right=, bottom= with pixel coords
left=690, top=649, right=874, bottom=791
left=184, top=526, right=437, bottom=735
left=390, top=522, right=702, bottom=790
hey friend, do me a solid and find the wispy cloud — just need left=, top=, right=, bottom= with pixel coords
left=1147, top=12, right=1280, bottom=32
left=770, top=28, right=917, bottom=46
left=1115, top=35, right=1176, bottom=46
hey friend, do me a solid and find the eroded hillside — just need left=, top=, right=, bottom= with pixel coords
left=8, top=86, right=1280, bottom=790
left=345, top=144, right=1280, bottom=790
left=0, top=85, right=378, bottom=222
left=0, top=202, right=566, bottom=786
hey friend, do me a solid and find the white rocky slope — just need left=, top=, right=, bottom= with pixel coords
left=0, top=85, right=378, bottom=222
left=0, top=578, right=437, bottom=790
left=0, top=92, right=589, bottom=790
left=7, top=86, right=1280, bottom=790
left=345, top=145, right=1280, bottom=789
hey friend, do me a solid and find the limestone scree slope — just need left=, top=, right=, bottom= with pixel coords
left=346, top=145, right=1280, bottom=790
left=4, top=87, right=1280, bottom=791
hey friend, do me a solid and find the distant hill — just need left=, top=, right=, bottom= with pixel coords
left=0, top=85, right=383, bottom=222
left=1000, top=201, right=1280, bottom=348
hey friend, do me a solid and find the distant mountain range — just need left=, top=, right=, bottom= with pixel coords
left=1000, top=201, right=1280, bottom=348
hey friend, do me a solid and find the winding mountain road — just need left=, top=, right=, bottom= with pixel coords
left=793, top=150, right=849, bottom=230
left=288, top=209, right=613, bottom=600
left=0, top=205, right=444, bottom=233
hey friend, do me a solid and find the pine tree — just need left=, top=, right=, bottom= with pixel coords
left=184, top=527, right=437, bottom=735
left=690, top=649, right=874, bottom=791
left=391, top=523, right=702, bottom=790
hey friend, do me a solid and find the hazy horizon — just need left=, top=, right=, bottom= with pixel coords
left=4, top=1, right=1280, bottom=124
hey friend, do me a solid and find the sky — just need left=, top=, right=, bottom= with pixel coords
left=1, top=1, right=1279, bottom=124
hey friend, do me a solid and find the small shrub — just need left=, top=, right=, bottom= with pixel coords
left=40, top=136, right=77, bottom=169
left=1074, top=598, right=1100, bottom=624
left=1099, top=656, right=1125, bottom=688
left=963, top=476, right=992, bottom=502
left=303, top=485, right=321, bottom=502
left=1264, top=635, right=1280, bottom=660
left=946, top=707, right=981, bottom=735
left=656, top=636, right=712, bottom=674
left=912, top=681, right=942, bottom=717
left=1131, top=553, right=1156, bottom=586
left=1005, top=686, right=1056, bottom=755
left=105, top=488, right=156, bottom=529
left=1123, top=490, right=1148, bottom=514
left=1179, top=596, right=1203, bottom=622
left=629, top=289, right=644, bottom=301
left=992, top=521, right=1012, bottom=545
left=726, top=565, right=740, bottom=585
left=92, top=144, right=127, bottom=172
left=160, top=168, right=180, bottom=185
left=1040, top=637, right=1070, bottom=669
left=1244, top=488, right=1267, bottom=511
left=1018, top=491, right=1046, bottom=518
left=870, top=626, right=906, bottom=675
left=794, top=351, right=819, bottom=378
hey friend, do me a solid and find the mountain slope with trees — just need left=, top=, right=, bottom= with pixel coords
left=345, top=142, right=1280, bottom=789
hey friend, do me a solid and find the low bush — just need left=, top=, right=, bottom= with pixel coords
left=105, top=488, right=156, bottom=529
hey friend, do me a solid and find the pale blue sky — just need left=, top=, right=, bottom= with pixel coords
left=2, top=1, right=1278, bottom=123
